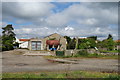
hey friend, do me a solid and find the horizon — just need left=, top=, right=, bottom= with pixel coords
left=15, top=32, right=117, bottom=41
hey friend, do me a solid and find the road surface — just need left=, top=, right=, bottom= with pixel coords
left=2, top=49, right=118, bottom=73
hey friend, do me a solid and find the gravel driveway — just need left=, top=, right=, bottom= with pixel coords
left=2, top=49, right=118, bottom=73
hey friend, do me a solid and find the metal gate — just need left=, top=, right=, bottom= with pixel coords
left=31, top=41, right=41, bottom=50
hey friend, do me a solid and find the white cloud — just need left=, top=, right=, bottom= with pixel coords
left=15, top=28, right=32, bottom=34
left=85, top=18, right=98, bottom=25
left=2, top=2, right=118, bottom=40
left=43, top=2, right=118, bottom=28
left=2, top=2, right=55, bottom=22
left=65, top=26, right=74, bottom=31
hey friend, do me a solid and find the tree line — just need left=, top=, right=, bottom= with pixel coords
left=64, top=34, right=117, bottom=51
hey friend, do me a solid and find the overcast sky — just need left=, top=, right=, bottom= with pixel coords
left=1, top=2, right=118, bottom=40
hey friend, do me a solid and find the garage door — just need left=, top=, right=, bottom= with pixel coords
left=31, top=41, right=41, bottom=50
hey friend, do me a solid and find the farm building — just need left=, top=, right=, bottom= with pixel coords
left=15, top=37, right=30, bottom=48
left=19, top=39, right=30, bottom=48
left=28, top=33, right=67, bottom=50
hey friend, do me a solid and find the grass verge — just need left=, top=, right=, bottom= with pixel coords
left=99, top=50, right=118, bottom=53
left=44, top=53, right=119, bottom=59
left=72, top=53, right=119, bottom=59
left=2, top=71, right=119, bottom=78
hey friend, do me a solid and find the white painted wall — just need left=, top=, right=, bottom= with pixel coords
left=19, top=41, right=28, bottom=48
left=15, top=37, right=21, bottom=43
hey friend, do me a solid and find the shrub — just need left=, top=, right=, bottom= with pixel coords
left=40, top=73, right=47, bottom=76
left=88, top=53, right=101, bottom=58
left=77, top=50, right=89, bottom=56
left=104, top=75, right=119, bottom=80
left=118, top=49, right=120, bottom=53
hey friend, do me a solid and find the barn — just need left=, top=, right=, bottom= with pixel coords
left=28, top=33, right=67, bottom=50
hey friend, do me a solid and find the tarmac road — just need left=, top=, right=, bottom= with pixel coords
left=2, top=49, right=118, bottom=73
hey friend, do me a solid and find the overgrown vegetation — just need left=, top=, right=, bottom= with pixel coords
left=64, top=36, right=76, bottom=49
left=45, top=53, right=118, bottom=59
left=77, top=37, right=97, bottom=49
left=2, top=71, right=119, bottom=78
left=73, top=53, right=118, bottom=59
left=99, top=50, right=118, bottom=53
left=97, top=39, right=115, bottom=51
left=64, top=34, right=117, bottom=51
left=53, top=49, right=118, bottom=59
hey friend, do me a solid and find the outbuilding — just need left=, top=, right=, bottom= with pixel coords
left=28, top=33, right=67, bottom=50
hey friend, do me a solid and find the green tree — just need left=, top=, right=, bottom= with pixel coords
left=87, top=36, right=97, bottom=40
left=64, top=36, right=71, bottom=44
left=68, top=38, right=76, bottom=49
left=107, top=34, right=113, bottom=39
left=107, top=38, right=115, bottom=50
left=106, top=34, right=114, bottom=50
left=78, top=38, right=96, bottom=49
left=2, top=24, right=16, bottom=51
left=88, top=38, right=96, bottom=48
left=98, top=34, right=115, bottom=51
left=79, top=43, right=89, bottom=49
left=64, top=36, right=72, bottom=49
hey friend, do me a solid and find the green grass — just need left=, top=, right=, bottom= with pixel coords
left=54, top=54, right=118, bottom=59
left=99, top=50, right=118, bottom=53
left=44, top=53, right=119, bottom=59
left=2, top=71, right=119, bottom=78
left=73, top=53, right=119, bottom=59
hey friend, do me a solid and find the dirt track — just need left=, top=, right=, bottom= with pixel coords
left=2, top=49, right=118, bottom=73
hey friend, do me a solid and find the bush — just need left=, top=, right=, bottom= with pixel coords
left=104, top=75, right=119, bottom=80
left=99, top=38, right=115, bottom=51
left=87, top=53, right=101, bottom=58
left=118, top=49, right=120, bottom=53
left=79, top=43, right=89, bottom=49
left=77, top=50, right=89, bottom=56
left=2, top=46, right=7, bottom=51
left=77, top=38, right=96, bottom=49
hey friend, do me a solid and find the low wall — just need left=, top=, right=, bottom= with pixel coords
left=64, top=49, right=118, bottom=56
left=64, top=49, right=100, bottom=56
left=64, top=50, right=75, bottom=56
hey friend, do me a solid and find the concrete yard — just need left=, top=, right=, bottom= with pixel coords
left=2, top=49, right=118, bottom=73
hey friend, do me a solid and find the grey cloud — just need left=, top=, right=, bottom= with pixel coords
left=2, top=2, right=54, bottom=23
left=43, top=2, right=118, bottom=28
left=2, top=2, right=118, bottom=40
